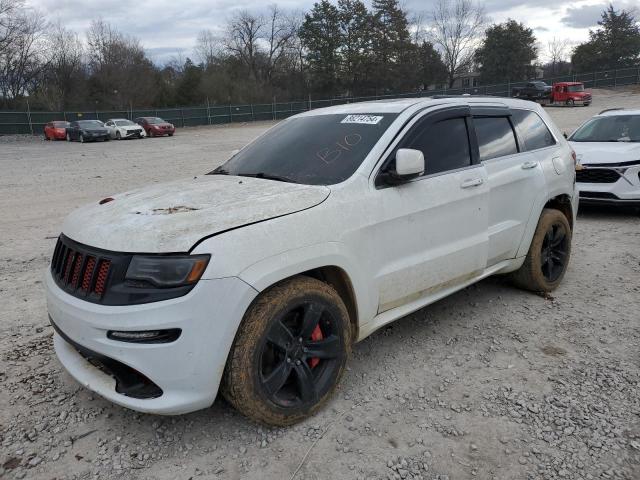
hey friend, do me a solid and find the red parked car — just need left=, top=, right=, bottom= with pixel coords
left=134, top=117, right=175, bottom=137
left=550, top=82, right=592, bottom=106
left=44, top=121, right=70, bottom=140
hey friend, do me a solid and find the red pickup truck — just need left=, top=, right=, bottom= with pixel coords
left=548, top=82, right=592, bottom=106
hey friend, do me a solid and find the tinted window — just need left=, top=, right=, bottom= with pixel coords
left=213, top=113, right=398, bottom=185
left=402, top=117, right=471, bottom=175
left=511, top=110, right=556, bottom=150
left=474, top=117, right=518, bottom=161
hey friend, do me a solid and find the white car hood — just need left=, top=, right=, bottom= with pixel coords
left=569, top=141, right=640, bottom=165
left=62, top=175, right=330, bottom=253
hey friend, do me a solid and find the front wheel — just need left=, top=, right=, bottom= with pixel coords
left=116, top=131, right=121, bottom=140
left=510, top=208, right=572, bottom=292
left=79, top=133, right=84, bottom=143
left=66, top=133, right=71, bottom=142
left=222, top=276, right=351, bottom=426
left=566, top=99, right=575, bottom=106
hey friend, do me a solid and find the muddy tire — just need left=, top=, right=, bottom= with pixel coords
left=510, top=208, right=572, bottom=292
left=221, top=276, right=351, bottom=426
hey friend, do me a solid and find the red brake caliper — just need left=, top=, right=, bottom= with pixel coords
left=309, top=325, right=323, bottom=368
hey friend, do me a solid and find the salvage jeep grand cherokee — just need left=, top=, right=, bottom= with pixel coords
left=46, top=97, right=578, bottom=425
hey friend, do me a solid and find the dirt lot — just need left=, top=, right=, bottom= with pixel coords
left=1, top=89, right=639, bottom=480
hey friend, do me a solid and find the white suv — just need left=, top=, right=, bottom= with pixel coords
left=46, top=97, right=578, bottom=425
left=569, top=108, right=640, bottom=207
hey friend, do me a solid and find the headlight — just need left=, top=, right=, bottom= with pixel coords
left=125, top=255, right=210, bottom=288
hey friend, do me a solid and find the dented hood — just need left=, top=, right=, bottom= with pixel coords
left=62, top=175, right=330, bottom=253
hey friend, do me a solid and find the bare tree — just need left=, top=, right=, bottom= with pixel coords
left=264, top=4, right=297, bottom=83
left=195, top=29, right=222, bottom=68
left=546, top=37, right=571, bottom=75
left=429, top=0, right=485, bottom=87
left=86, top=19, right=157, bottom=108
left=225, top=10, right=264, bottom=81
left=409, top=11, right=427, bottom=45
left=0, top=4, right=48, bottom=105
left=39, top=22, right=84, bottom=109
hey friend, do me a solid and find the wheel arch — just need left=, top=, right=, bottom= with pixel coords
left=238, top=247, right=368, bottom=344
left=297, top=266, right=359, bottom=342
left=544, top=194, right=574, bottom=230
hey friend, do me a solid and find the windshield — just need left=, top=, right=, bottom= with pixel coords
left=146, top=117, right=165, bottom=124
left=570, top=115, right=640, bottom=142
left=78, top=120, right=104, bottom=127
left=210, top=113, right=398, bottom=185
left=115, top=120, right=135, bottom=126
left=567, top=84, right=584, bottom=92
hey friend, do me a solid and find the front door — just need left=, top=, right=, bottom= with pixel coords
left=365, top=106, right=490, bottom=313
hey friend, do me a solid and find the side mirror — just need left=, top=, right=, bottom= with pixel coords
left=230, top=149, right=240, bottom=157
left=391, top=148, right=424, bottom=182
left=563, top=132, right=568, bottom=139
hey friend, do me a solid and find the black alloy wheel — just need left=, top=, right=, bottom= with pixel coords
left=540, top=223, right=568, bottom=282
left=222, top=276, right=351, bottom=426
left=259, top=301, right=341, bottom=408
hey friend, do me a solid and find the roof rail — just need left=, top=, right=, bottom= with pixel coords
left=431, top=94, right=499, bottom=99
left=599, top=108, right=624, bottom=114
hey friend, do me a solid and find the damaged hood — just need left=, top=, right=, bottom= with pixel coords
left=570, top=141, right=640, bottom=165
left=62, top=175, right=330, bottom=253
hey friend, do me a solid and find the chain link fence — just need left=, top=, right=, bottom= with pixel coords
left=2, top=65, right=640, bottom=135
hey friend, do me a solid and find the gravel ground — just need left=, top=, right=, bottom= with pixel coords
left=0, top=89, right=639, bottom=480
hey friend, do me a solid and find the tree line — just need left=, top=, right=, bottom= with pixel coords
left=1, top=0, right=639, bottom=111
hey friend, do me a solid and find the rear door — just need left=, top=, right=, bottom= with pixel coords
left=368, top=106, right=489, bottom=313
left=471, top=107, right=548, bottom=265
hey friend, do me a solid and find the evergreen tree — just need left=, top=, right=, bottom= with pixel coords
left=572, top=5, right=640, bottom=72
left=337, top=0, right=373, bottom=96
left=299, top=0, right=342, bottom=96
left=174, top=59, right=204, bottom=106
left=475, top=20, right=537, bottom=83
left=371, top=0, right=413, bottom=93
left=418, top=41, right=448, bottom=89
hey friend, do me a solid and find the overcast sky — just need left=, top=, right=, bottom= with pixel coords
left=24, top=0, right=639, bottom=64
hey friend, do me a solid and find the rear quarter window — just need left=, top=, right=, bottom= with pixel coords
left=474, top=117, right=518, bottom=161
left=511, top=109, right=556, bottom=151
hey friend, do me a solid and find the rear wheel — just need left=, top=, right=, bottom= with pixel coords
left=148, top=129, right=153, bottom=138
left=222, top=276, right=351, bottom=426
left=510, top=208, right=572, bottom=292
left=66, top=133, right=71, bottom=142
left=79, top=133, right=84, bottom=143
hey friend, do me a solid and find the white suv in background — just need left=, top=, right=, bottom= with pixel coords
left=46, top=97, right=577, bottom=426
left=569, top=108, right=640, bottom=207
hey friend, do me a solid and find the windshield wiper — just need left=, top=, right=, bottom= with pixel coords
left=237, top=172, right=298, bottom=184
left=208, top=168, right=229, bottom=175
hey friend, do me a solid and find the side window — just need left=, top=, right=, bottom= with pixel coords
left=403, top=117, right=472, bottom=175
left=474, top=116, right=518, bottom=161
left=511, top=109, right=556, bottom=151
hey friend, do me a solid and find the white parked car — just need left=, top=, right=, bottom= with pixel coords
left=104, top=118, right=146, bottom=140
left=569, top=108, right=640, bottom=207
left=46, top=97, right=577, bottom=425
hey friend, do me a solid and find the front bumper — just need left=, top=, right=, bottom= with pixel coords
left=46, top=270, right=257, bottom=414
left=578, top=164, right=640, bottom=207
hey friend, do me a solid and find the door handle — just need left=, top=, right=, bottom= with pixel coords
left=521, top=160, right=538, bottom=170
left=460, top=178, right=484, bottom=189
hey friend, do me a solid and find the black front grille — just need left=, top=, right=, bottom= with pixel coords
left=50, top=234, right=197, bottom=306
left=51, top=236, right=113, bottom=300
left=576, top=168, right=620, bottom=183
left=579, top=191, right=619, bottom=199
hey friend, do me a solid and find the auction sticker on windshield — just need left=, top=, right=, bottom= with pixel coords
left=341, top=115, right=383, bottom=125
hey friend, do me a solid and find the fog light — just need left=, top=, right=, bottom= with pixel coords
left=107, top=329, right=181, bottom=344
